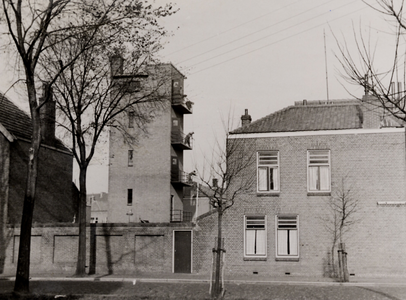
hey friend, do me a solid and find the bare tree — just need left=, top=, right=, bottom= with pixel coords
left=197, top=114, right=256, bottom=298
left=0, top=0, right=175, bottom=293
left=1, top=1, right=81, bottom=293
left=324, top=177, right=358, bottom=281
left=336, top=0, right=406, bottom=122
left=40, top=2, right=175, bottom=277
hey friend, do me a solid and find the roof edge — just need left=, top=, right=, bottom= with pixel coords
left=0, top=122, right=14, bottom=142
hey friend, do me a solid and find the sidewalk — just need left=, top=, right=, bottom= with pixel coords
left=2, top=271, right=406, bottom=287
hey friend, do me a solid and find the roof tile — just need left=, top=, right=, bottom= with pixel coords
left=0, top=93, right=69, bottom=151
left=232, top=101, right=363, bottom=134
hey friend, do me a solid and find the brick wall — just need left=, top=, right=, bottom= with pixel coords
left=194, top=130, right=406, bottom=279
left=8, top=140, right=74, bottom=224
left=1, top=223, right=192, bottom=276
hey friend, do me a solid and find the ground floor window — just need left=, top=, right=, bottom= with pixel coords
left=276, top=215, right=299, bottom=259
left=245, top=216, right=266, bottom=257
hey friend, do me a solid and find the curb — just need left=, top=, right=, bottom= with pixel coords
left=1, top=276, right=406, bottom=287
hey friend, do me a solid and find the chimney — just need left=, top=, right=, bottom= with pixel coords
left=212, top=178, right=218, bottom=188
left=110, top=55, right=124, bottom=77
left=39, top=83, right=55, bottom=142
left=241, top=109, right=252, bottom=126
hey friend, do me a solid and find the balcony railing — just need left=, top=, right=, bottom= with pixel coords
left=172, top=97, right=193, bottom=114
left=171, top=130, right=193, bottom=150
left=171, top=169, right=194, bottom=187
left=171, top=210, right=193, bottom=222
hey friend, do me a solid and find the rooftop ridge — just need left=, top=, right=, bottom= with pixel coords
left=294, top=99, right=356, bottom=106
left=231, top=99, right=364, bottom=135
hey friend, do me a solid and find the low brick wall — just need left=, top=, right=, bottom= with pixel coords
left=1, top=223, right=193, bottom=276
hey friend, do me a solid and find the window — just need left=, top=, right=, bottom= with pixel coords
left=308, top=150, right=330, bottom=192
left=244, top=216, right=266, bottom=257
left=128, top=111, right=135, bottom=128
left=128, top=150, right=133, bottom=167
left=257, top=151, right=279, bottom=192
left=127, top=189, right=133, bottom=206
left=276, top=215, right=299, bottom=259
left=126, top=80, right=140, bottom=92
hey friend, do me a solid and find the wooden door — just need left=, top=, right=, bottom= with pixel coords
left=174, top=231, right=192, bottom=273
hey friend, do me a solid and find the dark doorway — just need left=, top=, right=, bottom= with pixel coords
left=174, top=231, right=192, bottom=273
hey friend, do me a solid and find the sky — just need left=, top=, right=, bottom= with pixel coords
left=0, top=0, right=400, bottom=193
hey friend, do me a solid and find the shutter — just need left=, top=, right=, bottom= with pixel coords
left=258, top=151, right=278, bottom=165
left=308, top=150, right=330, bottom=165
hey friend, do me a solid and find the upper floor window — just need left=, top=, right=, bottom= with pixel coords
left=257, top=151, right=279, bottom=192
left=128, top=150, right=134, bottom=167
left=244, top=216, right=266, bottom=257
left=307, top=150, right=330, bottom=192
left=128, top=111, right=135, bottom=128
left=126, top=80, right=141, bottom=93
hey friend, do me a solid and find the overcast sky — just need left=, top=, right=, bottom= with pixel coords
left=0, top=0, right=399, bottom=193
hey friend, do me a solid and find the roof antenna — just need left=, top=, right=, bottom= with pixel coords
left=324, top=29, right=330, bottom=103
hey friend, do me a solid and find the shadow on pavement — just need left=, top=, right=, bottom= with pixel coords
left=0, top=280, right=126, bottom=299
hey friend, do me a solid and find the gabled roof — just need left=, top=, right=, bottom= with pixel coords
left=0, top=93, right=33, bottom=140
left=0, top=93, right=70, bottom=152
left=231, top=100, right=364, bottom=134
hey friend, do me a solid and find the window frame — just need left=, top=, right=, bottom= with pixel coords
left=307, top=150, right=331, bottom=193
left=275, top=214, right=299, bottom=260
left=244, top=215, right=267, bottom=258
left=257, top=151, right=280, bottom=193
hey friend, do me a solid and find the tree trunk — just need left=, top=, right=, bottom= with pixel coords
left=212, top=207, right=223, bottom=298
left=331, top=244, right=336, bottom=278
left=337, top=247, right=342, bottom=281
left=14, top=80, right=41, bottom=294
left=341, top=243, right=349, bottom=282
left=75, top=166, right=88, bottom=276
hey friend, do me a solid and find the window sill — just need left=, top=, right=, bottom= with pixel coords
left=257, top=193, right=280, bottom=197
left=307, top=192, right=331, bottom=196
left=275, top=257, right=299, bottom=262
left=244, top=257, right=267, bottom=261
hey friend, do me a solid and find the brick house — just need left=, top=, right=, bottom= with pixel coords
left=194, top=94, right=406, bottom=279
left=0, top=92, right=75, bottom=225
left=108, top=59, right=194, bottom=224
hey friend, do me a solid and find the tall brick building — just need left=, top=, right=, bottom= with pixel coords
left=194, top=94, right=406, bottom=278
left=108, top=60, right=194, bottom=223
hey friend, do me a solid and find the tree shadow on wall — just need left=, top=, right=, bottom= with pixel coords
left=0, top=225, right=13, bottom=274
left=89, top=225, right=136, bottom=277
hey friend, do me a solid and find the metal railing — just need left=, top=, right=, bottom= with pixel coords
left=171, top=210, right=193, bottom=222
left=172, top=97, right=193, bottom=113
left=171, top=130, right=193, bottom=149
left=171, top=170, right=194, bottom=185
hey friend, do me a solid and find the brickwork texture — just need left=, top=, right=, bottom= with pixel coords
left=193, top=130, right=406, bottom=279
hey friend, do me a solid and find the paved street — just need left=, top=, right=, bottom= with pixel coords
left=1, top=279, right=406, bottom=299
